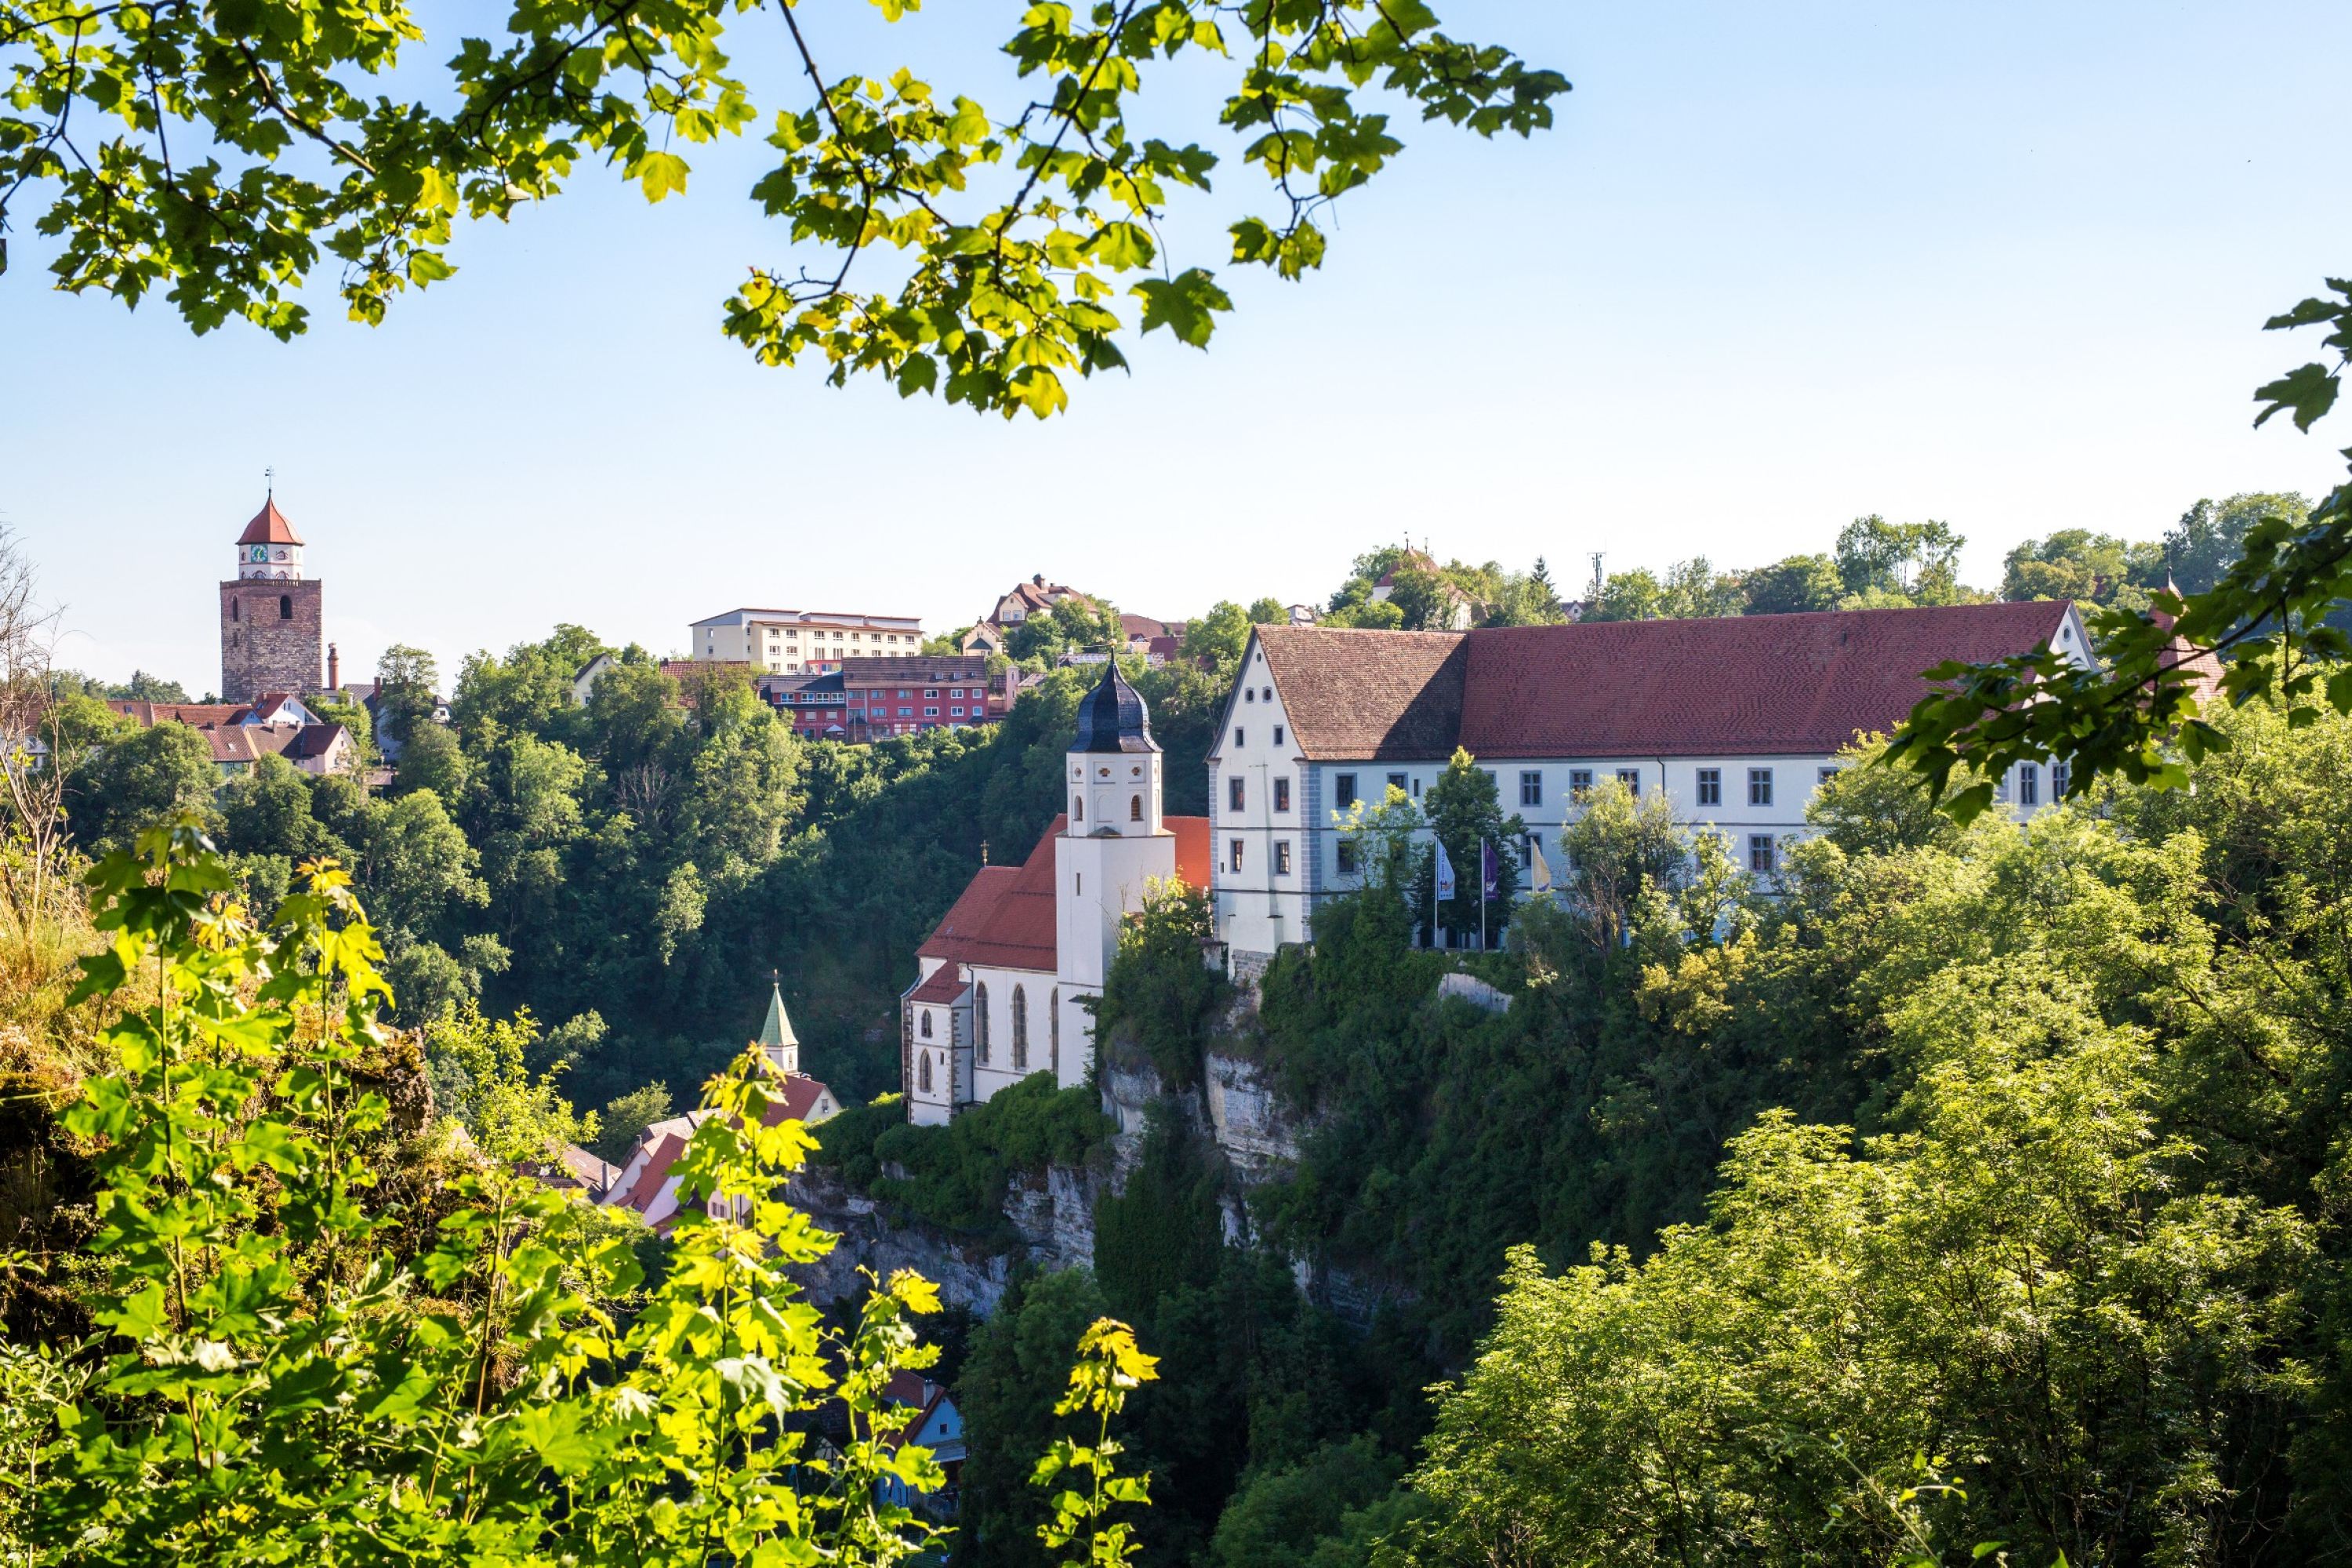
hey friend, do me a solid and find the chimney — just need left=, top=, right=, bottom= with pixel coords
left=326, top=642, right=339, bottom=691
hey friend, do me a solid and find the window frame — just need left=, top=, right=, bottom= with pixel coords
left=1697, top=768, right=1721, bottom=807
left=1519, top=770, right=1542, bottom=808
left=1748, top=767, right=1774, bottom=808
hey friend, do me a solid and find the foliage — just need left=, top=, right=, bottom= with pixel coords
left=1741, top=551, right=1846, bottom=615
left=421, top=1000, right=597, bottom=1164
left=590, top=1080, right=672, bottom=1166
left=1033, top=1319, right=1160, bottom=1568
left=1208, top=1436, right=1402, bottom=1568
left=821, top=1073, right=1110, bottom=1238
left=957, top=1269, right=1113, bottom=1568
left=1008, top=597, right=1126, bottom=666
left=1405, top=747, right=1523, bottom=946
left=11, top=822, right=985, bottom=1565
left=2000, top=525, right=2166, bottom=609
left=1094, top=877, right=1222, bottom=1087
left=66, top=720, right=216, bottom=853
left=1, top=1, right=1563, bottom=418
left=1890, top=277, right=2352, bottom=817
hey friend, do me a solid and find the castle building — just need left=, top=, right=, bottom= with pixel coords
left=220, top=496, right=323, bottom=702
left=1207, top=600, right=2100, bottom=963
left=900, top=664, right=1210, bottom=1125
left=688, top=607, right=927, bottom=672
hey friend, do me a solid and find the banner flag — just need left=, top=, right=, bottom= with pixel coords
left=1480, top=839, right=1498, bottom=899
left=1434, top=840, right=1456, bottom=901
left=1529, top=839, right=1552, bottom=893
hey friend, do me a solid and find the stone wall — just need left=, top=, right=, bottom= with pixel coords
left=220, top=579, right=323, bottom=702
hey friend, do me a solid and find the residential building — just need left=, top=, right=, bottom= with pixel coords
left=876, top=1370, right=964, bottom=1518
left=900, top=665, right=1210, bottom=1125
left=688, top=608, right=927, bottom=673
left=572, top=652, right=616, bottom=706
left=760, top=655, right=997, bottom=741
left=600, top=983, right=838, bottom=1232
left=220, top=495, right=325, bottom=702
left=107, top=691, right=356, bottom=779
left=988, top=575, right=1091, bottom=630
left=1207, top=601, right=2097, bottom=962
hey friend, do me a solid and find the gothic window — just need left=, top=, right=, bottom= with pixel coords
left=974, top=984, right=989, bottom=1062
left=1074, top=793, right=1083, bottom=822
left=920, top=1010, right=933, bottom=1039
left=278, top=595, right=292, bottom=619
left=230, top=599, right=240, bottom=623
left=919, top=1053, right=933, bottom=1092
left=1049, top=987, right=1061, bottom=1077
left=1129, top=794, right=1142, bottom=821
left=1011, top=985, right=1028, bottom=1070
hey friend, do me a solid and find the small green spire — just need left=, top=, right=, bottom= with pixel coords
left=757, top=975, right=797, bottom=1054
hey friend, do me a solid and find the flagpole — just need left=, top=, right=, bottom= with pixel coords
left=1480, top=837, right=1488, bottom=952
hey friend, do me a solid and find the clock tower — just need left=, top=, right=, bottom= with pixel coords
left=220, top=495, right=325, bottom=702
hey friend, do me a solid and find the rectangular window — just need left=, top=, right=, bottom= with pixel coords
left=1336, top=840, right=1359, bottom=875
left=1233, top=728, right=1245, bottom=749
left=1570, top=768, right=1594, bottom=796
left=924, top=706, right=939, bottom=718
left=1617, top=768, right=1641, bottom=797
left=1388, top=771, right=1409, bottom=794
left=950, top=706, right=964, bottom=717
left=1274, top=778, right=1291, bottom=813
left=1749, top=833, right=1776, bottom=873
left=924, top=688, right=938, bottom=699
left=898, top=706, right=913, bottom=717
left=2018, top=763, right=2039, bottom=807
left=1697, top=768, right=1722, bottom=806
left=1748, top=768, right=1773, bottom=808
left=1229, top=839, right=1244, bottom=873
left=1275, top=840, right=1293, bottom=875
left=1519, top=770, right=1542, bottom=807
left=1335, top=773, right=1359, bottom=810
left=2053, top=760, right=2071, bottom=798
left=1229, top=776, right=1246, bottom=813
left=1819, top=765, right=1839, bottom=786
left=1519, top=834, right=1534, bottom=870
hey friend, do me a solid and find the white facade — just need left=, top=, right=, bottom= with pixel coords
left=902, top=666, right=1188, bottom=1126
left=237, top=539, right=304, bottom=581
left=690, top=608, right=927, bottom=673
left=1210, top=607, right=2099, bottom=960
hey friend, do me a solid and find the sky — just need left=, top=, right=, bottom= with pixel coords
left=4, top=2, right=2350, bottom=694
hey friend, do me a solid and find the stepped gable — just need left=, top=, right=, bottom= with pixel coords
left=1458, top=601, right=2073, bottom=759
left=1252, top=626, right=1468, bottom=761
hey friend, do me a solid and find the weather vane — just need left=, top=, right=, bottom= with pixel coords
left=264, top=465, right=274, bottom=499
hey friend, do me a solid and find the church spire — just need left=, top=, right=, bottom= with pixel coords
left=755, top=973, right=799, bottom=1075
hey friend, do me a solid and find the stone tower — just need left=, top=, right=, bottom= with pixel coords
left=220, top=496, right=323, bottom=702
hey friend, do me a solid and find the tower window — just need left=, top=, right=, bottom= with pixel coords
left=1074, top=794, right=1083, bottom=822
left=1130, top=794, right=1142, bottom=821
left=230, top=599, right=240, bottom=622
left=975, top=983, right=990, bottom=1063
left=278, top=595, right=292, bottom=620
left=1011, top=986, right=1028, bottom=1070
left=919, top=1053, right=933, bottom=1093
left=920, top=1011, right=933, bottom=1039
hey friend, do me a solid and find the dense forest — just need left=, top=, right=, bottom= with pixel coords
left=5, top=493, right=2339, bottom=1566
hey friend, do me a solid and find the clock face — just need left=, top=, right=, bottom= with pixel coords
left=249, top=546, right=267, bottom=561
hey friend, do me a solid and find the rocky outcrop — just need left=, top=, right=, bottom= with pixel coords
left=787, top=1163, right=1017, bottom=1316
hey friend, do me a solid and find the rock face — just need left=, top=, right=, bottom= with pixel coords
left=788, top=1163, right=1017, bottom=1316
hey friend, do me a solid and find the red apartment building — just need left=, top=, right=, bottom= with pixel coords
left=761, top=655, right=998, bottom=741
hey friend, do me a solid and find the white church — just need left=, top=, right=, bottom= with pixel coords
left=900, top=663, right=1207, bottom=1125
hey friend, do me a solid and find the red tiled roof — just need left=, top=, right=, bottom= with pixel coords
left=908, top=966, right=970, bottom=1005
left=760, top=1073, right=834, bottom=1124
left=918, top=815, right=1214, bottom=973
left=1120, top=614, right=1171, bottom=640
left=1254, top=627, right=1468, bottom=761
left=108, top=701, right=245, bottom=728
left=624, top=1131, right=687, bottom=1214
left=236, top=499, right=303, bottom=546
left=1256, top=604, right=2077, bottom=761
left=1457, top=602, right=2074, bottom=758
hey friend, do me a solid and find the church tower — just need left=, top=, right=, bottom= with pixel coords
left=1053, top=663, right=1178, bottom=1087
left=755, top=978, right=800, bottom=1076
left=219, top=495, right=323, bottom=702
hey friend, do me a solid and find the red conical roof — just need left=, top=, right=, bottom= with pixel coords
left=237, top=498, right=303, bottom=546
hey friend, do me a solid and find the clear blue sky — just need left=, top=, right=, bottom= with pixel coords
left=4, top=2, right=2349, bottom=694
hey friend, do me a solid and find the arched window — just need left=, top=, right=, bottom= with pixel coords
left=920, top=1010, right=933, bottom=1039
left=1130, top=794, right=1142, bottom=821
left=919, top=1052, right=933, bottom=1092
left=975, top=983, right=990, bottom=1063
left=1049, top=987, right=1061, bottom=1078
left=1074, top=793, right=1083, bottom=822
left=1011, top=985, right=1029, bottom=1071
left=278, top=594, right=292, bottom=620
left=230, top=599, right=240, bottom=622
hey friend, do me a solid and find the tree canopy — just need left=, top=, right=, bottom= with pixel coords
left=2, top=0, right=1565, bottom=419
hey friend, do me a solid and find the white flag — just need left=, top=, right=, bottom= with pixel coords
left=1528, top=839, right=1552, bottom=894
left=1433, top=840, right=1456, bottom=901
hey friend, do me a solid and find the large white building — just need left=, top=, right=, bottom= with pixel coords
left=689, top=608, right=927, bottom=673
left=1208, top=601, right=2096, bottom=961
left=900, top=665, right=1209, bottom=1125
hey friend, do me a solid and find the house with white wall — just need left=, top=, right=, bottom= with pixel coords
left=1208, top=601, right=2096, bottom=962
left=901, top=665, right=1210, bottom=1126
